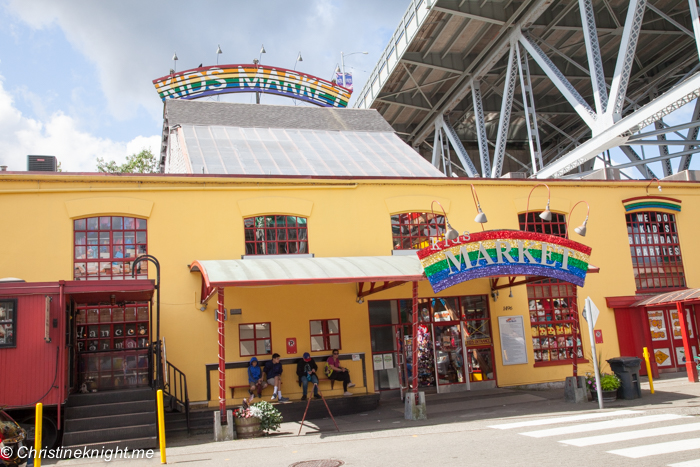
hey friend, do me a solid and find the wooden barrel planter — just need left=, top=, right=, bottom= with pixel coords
left=590, top=390, right=618, bottom=402
left=235, top=417, right=262, bottom=439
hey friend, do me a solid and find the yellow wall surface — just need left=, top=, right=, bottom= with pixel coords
left=2, top=173, right=700, bottom=402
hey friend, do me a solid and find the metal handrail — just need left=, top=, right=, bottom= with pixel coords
left=164, top=360, right=190, bottom=434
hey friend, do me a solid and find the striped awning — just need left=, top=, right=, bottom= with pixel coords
left=632, top=288, right=700, bottom=307
left=189, top=256, right=425, bottom=289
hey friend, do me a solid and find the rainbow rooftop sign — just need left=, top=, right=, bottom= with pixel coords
left=418, top=230, right=592, bottom=293
left=153, top=64, right=352, bottom=108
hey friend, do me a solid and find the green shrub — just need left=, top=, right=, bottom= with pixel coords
left=251, top=400, right=283, bottom=433
left=600, top=373, right=621, bottom=391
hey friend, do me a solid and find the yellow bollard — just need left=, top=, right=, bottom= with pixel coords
left=34, top=403, right=43, bottom=467
left=156, top=389, right=166, bottom=464
left=643, top=347, right=655, bottom=394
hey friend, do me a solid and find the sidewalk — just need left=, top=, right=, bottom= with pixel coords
left=54, top=374, right=700, bottom=465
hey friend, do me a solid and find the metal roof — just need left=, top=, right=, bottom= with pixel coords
left=189, top=256, right=425, bottom=288
left=165, top=100, right=395, bottom=132
left=632, top=288, right=700, bottom=307
left=179, top=124, right=444, bottom=177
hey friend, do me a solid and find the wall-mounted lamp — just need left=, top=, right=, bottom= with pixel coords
left=491, top=290, right=499, bottom=302
left=567, top=201, right=590, bottom=238
left=216, top=44, right=223, bottom=65
left=523, top=183, right=552, bottom=232
left=356, top=297, right=365, bottom=304
left=431, top=200, right=459, bottom=240
left=509, top=287, right=513, bottom=298
left=470, top=184, right=488, bottom=230
left=294, top=52, right=303, bottom=71
left=646, top=178, right=662, bottom=195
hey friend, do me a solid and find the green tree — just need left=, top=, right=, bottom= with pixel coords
left=97, top=149, right=159, bottom=173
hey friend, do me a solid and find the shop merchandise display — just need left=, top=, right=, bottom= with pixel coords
left=415, top=324, right=435, bottom=386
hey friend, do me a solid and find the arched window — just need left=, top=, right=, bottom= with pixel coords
left=391, top=212, right=446, bottom=250
left=74, top=217, right=148, bottom=280
left=518, top=211, right=582, bottom=365
left=626, top=211, right=685, bottom=291
left=244, top=215, right=308, bottom=255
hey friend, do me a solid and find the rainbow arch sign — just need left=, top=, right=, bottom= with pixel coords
left=153, top=64, right=352, bottom=108
left=418, top=230, right=592, bottom=293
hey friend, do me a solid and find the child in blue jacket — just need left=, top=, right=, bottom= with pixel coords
left=245, top=357, right=267, bottom=407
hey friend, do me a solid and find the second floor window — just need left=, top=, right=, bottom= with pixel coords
left=626, top=211, right=685, bottom=291
left=74, top=217, right=148, bottom=280
left=239, top=323, right=272, bottom=356
left=391, top=212, right=445, bottom=250
left=244, top=216, right=308, bottom=255
left=310, top=319, right=340, bottom=351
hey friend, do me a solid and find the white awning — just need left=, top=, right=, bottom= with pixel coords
left=189, top=256, right=425, bottom=288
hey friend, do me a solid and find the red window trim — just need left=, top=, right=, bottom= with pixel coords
left=391, top=212, right=446, bottom=250
left=244, top=215, right=309, bottom=256
left=239, top=322, right=272, bottom=357
left=626, top=210, right=686, bottom=292
left=0, top=298, right=18, bottom=349
left=73, top=216, right=148, bottom=281
left=309, top=318, right=341, bottom=352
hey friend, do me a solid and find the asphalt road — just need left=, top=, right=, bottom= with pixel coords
left=54, top=375, right=700, bottom=467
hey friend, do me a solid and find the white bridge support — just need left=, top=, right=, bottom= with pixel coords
left=492, top=46, right=517, bottom=178
left=516, top=42, right=544, bottom=173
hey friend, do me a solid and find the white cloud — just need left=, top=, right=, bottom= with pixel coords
left=0, top=77, right=159, bottom=172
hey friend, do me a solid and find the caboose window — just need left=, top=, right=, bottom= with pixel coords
left=0, top=299, right=17, bottom=348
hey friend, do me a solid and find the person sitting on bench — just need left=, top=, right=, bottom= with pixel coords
left=326, top=349, right=355, bottom=396
left=296, top=352, right=321, bottom=401
left=264, top=353, right=288, bottom=402
left=243, top=357, right=267, bottom=408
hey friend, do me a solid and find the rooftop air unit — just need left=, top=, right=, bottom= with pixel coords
left=27, top=155, right=58, bottom=172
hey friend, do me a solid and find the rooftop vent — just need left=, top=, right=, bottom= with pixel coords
left=27, top=155, right=58, bottom=172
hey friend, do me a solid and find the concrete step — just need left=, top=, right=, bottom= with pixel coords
left=64, top=411, right=155, bottom=433
left=65, top=400, right=155, bottom=419
left=63, top=424, right=157, bottom=446
left=62, top=436, right=158, bottom=455
left=67, top=388, right=154, bottom=407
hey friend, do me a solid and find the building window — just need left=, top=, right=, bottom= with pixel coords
left=310, top=319, right=340, bottom=351
left=391, top=212, right=446, bottom=250
left=626, top=211, right=685, bottom=291
left=0, top=299, right=17, bottom=348
left=73, top=217, right=148, bottom=280
left=519, top=211, right=583, bottom=365
left=239, top=323, right=271, bottom=356
left=244, top=216, right=308, bottom=255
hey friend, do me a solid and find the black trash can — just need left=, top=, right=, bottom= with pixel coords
left=607, top=356, right=642, bottom=400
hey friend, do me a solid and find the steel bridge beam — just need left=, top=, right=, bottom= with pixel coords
left=620, top=146, right=657, bottom=179
left=579, top=0, right=609, bottom=115
left=492, top=46, right=517, bottom=178
left=678, top=97, right=700, bottom=171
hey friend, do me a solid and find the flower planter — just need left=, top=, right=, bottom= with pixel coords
left=235, top=417, right=262, bottom=439
left=590, top=389, right=618, bottom=402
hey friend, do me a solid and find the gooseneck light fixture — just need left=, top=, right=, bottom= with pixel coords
left=470, top=184, right=488, bottom=230
left=216, top=44, right=222, bottom=65
left=646, top=178, right=662, bottom=195
left=172, top=52, right=179, bottom=73
left=294, top=52, right=303, bottom=70
left=431, top=200, right=459, bottom=241
left=567, top=200, right=590, bottom=238
left=523, top=183, right=552, bottom=232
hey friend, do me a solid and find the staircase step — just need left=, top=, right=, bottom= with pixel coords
left=67, top=388, right=154, bottom=407
left=65, top=412, right=155, bottom=433
left=63, top=424, right=157, bottom=446
left=66, top=400, right=154, bottom=419
left=62, top=436, right=158, bottom=454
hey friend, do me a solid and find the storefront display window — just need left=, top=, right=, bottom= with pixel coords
left=626, top=211, right=685, bottom=291
left=369, top=294, right=494, bottom=391
left=75, top=304, right=150, bottom=390
left=391, top=212, right=445, bottom=250
left=0, top=299, right=17, bottom=348
left=74, top=216, right=148, bottom=280
left=239, top=323, right=272, bottom=356
left=244, top=215, right=308, bottom=255
left=310, top=319, right=340, bottom=351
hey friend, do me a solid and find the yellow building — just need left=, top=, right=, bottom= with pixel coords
left=1, top=101, right=699, bottom=419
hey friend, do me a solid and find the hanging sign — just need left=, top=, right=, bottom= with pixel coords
left=418, top=230, right=592, bottom=294
left=153, top=64, right=352, bottom=107
left=335, top=71, right=353, bottom=91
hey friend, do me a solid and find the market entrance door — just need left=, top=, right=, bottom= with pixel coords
left=75, top=303, right=151, bottom=391
left=648, top=306, right=700, bottom=372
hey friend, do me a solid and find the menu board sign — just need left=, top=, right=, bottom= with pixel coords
left=498, top=316, right=528, bottom=365
left=648, top=310, right=667, bottom=341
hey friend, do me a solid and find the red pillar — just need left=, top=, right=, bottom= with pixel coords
left=412, top=281, right=418, bottom=399
left=676, top=301, right=699, bottom=383
left=217, top=287, right=227, bottom=424
left=572, top=299, right=579, bottom=377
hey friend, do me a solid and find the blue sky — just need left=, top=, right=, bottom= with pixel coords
left=0, top=0, right=406, bottom=171
left=0, top=0, right=697, bottom=177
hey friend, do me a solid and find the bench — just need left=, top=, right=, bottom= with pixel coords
left=229, top=378, right=335, bottom=399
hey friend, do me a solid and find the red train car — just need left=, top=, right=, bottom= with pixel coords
left=0, top=279, right=154, bottom=448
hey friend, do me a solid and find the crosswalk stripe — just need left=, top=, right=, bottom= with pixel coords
left=608, top=438, right=700, bottom=458
left=521, top=414, right=687, bottom=438
left=488, top=410, right=642, bottom=429
left=668, top=459, right=700, bottom=466
left=560, top=421, right=700, bottom=446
